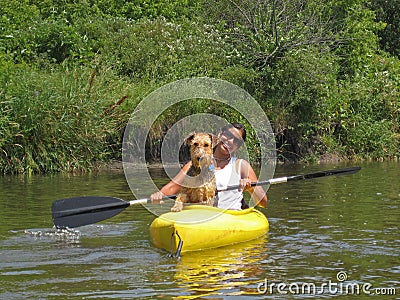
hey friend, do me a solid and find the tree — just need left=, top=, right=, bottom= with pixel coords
left=203, top=0, right=349, bottom=69
left=369, top=0, right=400, bottom=57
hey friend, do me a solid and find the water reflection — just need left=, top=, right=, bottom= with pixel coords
left=174, top=236, right=269, bottom=298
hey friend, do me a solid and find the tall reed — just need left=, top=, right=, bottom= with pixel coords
left=0, top=62, right=132, bottom=174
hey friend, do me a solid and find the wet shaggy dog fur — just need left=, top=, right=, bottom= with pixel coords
left=171, top=133, right=217, bottom=212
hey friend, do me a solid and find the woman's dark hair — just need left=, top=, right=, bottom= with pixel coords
left=221, top=122, right=247, bottom=141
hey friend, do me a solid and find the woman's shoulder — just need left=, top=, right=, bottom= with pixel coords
left=235, top=158, right=254, bottom=174
left=234, top=157, right=250, bottom=166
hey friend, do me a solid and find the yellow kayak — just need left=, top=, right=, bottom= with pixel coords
left=149, top=205, right=269, bottom=256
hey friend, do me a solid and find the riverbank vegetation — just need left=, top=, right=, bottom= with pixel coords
left=1, top=0, right=399, bottom=174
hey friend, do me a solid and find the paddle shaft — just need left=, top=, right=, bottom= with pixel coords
left=216, top=166, right=361, bottom=192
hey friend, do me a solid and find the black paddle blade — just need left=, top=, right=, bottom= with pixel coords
left=287, top=166, right=361, bottom=181
left=52, top=196, right=130, bottom=228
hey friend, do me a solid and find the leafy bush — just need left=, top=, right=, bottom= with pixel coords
left=325, top=54, right=400, bottom=159
left=344, top=119, right=397, bottom=158
left=369, top=0, right=400, bottom=58
left=0, top=63, right=131, bottom=174
left=259, top=48, right=339, bottom=159
left=100, top=17, right=229, bottom=81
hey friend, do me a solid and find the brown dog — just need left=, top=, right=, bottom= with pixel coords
left=171, top=133, right=217, bottom=212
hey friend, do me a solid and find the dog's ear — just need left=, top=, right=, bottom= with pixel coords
left=209, top=133, right=219, bottom=148
left=185, top=132, right=196, bottom=144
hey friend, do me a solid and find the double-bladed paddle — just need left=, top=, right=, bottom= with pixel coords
left=52, top=166, right=361, bottom=228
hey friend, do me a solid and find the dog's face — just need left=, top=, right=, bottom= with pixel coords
left=185, top=133, right=216, bottom=167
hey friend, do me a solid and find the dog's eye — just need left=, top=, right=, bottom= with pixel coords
left=204, top=143, right=209, bottom=147
left=193, top=142, right=199, bottom=147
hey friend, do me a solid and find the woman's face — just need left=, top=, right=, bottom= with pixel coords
left=219, top=127, right=244, bottom=155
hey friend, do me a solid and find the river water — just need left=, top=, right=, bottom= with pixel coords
left=0, top=162, right=399, bottom=299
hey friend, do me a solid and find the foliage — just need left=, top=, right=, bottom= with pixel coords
left=99, top=17, right=229, bottom=81
left=369, top=0, right=400, bottom=58
left=201, top=0, right=399, bottom=161
left=0, top=62, right=131, bottom=174
left=260, top=48, right=340, bottom=160
left=0, top=0, right=201, bottom=66
left=0, top=0, right=399, bottom=173
left=94, top=0, right=202, bottom=21
left=333, top=1, right=385, bottom=78
left=328, top=54, right=400, bottom=159
left=202, top=0, right=346, bottom=69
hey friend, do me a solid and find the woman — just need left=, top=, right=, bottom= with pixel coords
left=150, top=123, right=267, bottom=209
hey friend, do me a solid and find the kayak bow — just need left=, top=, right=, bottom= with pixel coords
left=149, top=205, right=269, bottom=256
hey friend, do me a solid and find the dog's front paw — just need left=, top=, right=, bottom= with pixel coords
left=171, top=201, right=183, bottom=212
left=205, top=198, right=214, bottom=207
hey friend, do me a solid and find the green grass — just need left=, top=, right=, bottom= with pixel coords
left=0, top=62, right=132, bottom=174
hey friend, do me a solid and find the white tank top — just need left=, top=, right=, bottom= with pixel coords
left=214, top=157, right=243, bottom=210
